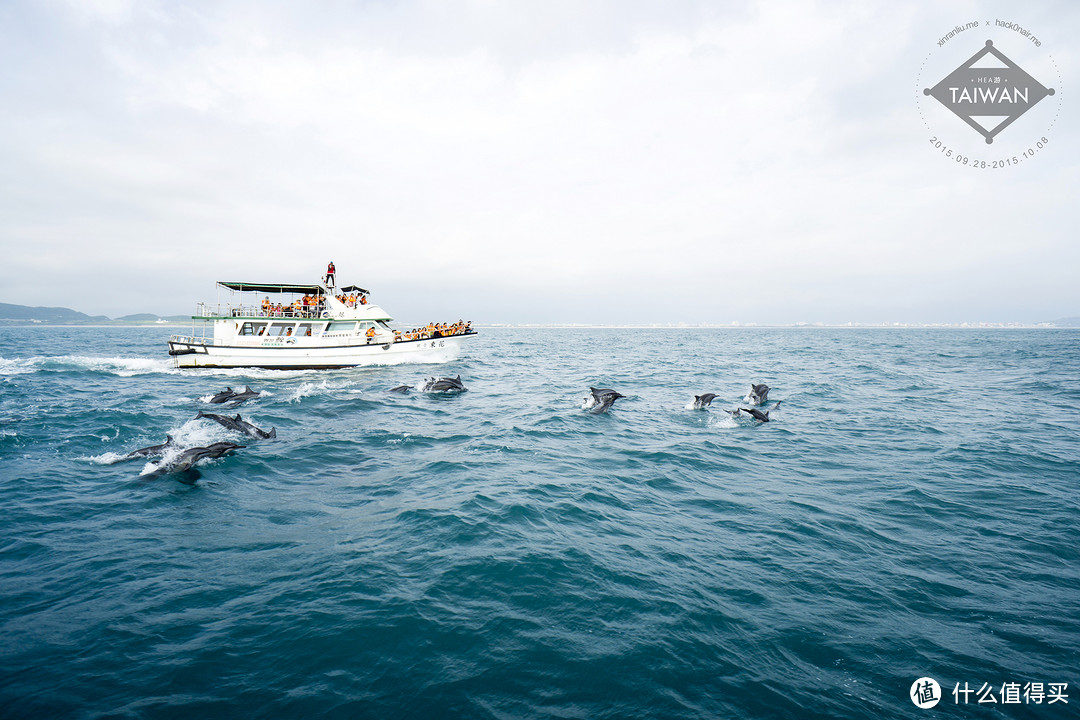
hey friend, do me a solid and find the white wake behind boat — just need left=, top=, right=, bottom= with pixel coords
left=167, top=280, right=476, bottom=369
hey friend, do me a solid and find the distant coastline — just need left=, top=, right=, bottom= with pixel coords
left=0, top=302, right=188, bottom=326
left=1, top=302, right=1076, bottom=329
left=480, top=321, right=1079, bottom=329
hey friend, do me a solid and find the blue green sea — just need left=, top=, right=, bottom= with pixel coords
left=1, top=326, right=1078, bottom=719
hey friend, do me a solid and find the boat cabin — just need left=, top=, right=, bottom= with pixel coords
left=180, top=281, right=398, bottom=347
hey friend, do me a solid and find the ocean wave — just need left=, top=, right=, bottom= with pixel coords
left=0, top=355, right=173, bottom=377
left=0, top=357, right=36, bottom=376
left=288, top=379, right=360, bottom=403
left=85, top=451, right=129, bottom=465
left=83, top=417, right=243, bottom=468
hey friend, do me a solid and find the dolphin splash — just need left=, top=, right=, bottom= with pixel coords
left=748, top=384, right=770, bottom=405
left=584, top=386, right=624, bottom=414
left=422, top=376, right=467, bottom=393
left=142, top=441, right=245, bottom=482
left=692, top=393, right=718, bottom=409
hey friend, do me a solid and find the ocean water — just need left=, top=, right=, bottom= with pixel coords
left=1, top=326, right=1078, bottom=719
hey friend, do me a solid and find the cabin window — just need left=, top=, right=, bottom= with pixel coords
left=240, top=322, right=268, bottom=337
left=296, top=323, right=315, bottom=337
left=267, top=323, right=294, bottom=337
left=326, top=321, right=357, bottom=333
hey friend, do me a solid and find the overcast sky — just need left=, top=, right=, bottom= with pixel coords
left=1, top=0, right=1076, bottom=324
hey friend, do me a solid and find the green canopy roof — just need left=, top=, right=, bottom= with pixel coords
left=217, top=282, right=324, bottom=295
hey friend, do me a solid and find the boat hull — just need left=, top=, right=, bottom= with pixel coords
left=168, top=333, right=476, bottom=369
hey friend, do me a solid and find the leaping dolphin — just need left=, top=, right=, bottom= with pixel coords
left=389, top=385, right=414, bottom=393
left=210, top=386, right=260, bottom=405
left=749, top=384, right=770, bottom=405
left=739, top=401, right=781, bottom=422
left=120, top=435, right=177, bottom=461
left=210, top=387, right=235, bottom=404
left=226, top=386, right=261, bottom=404
left=196, top=411, right=277, bottom=439
left=692, top=393, right=718, bottom=409
left=143, top=441, right=245, bottom=480
left=422, top=376, right=467, bottom=392
left=586, top=386, right=624, bottom=414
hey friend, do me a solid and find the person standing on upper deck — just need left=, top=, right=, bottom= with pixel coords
left=326, top=261, right=336, bottom=288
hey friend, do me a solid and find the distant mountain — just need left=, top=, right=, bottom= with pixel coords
left=1053, top=317, right=1080, bottom=327
left=0, top=302, right=109, bottom=324
left=114, top=313, right=189, bottom=323
left=0, top=303, right=187, bottom=325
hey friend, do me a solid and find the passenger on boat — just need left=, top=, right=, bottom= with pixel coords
left=326, top=261, right=336, bottom=288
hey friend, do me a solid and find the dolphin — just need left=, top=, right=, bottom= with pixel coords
left=389, top=385, right=414, bottom=393
left=692, top=393, right=718, bottom=409
left=196, top=411, right=277, bottom=439
left=749, top=384, right=770, bottom=405
left=143, top=441, right=245, bottom=479
left=210, top=387, right=236, bottom=404
left=422, top=376, right=467, bottom=392
left=226, top=386, right=261, bottom=405
left=586, top=386, right=624, bottom=414
left=120, top=435, right=177, bottom=461
left=740, top=401, right=781, bottom=422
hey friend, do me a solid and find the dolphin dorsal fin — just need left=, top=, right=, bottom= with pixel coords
left=234, top=414, right=242, bottom=420
left=244, top=386, right=253, bottom=392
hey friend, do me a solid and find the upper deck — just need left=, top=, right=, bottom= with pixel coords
left=191, top=281, right=391, bottom=323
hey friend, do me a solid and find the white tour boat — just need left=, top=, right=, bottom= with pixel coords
left=167, top=280, right=476, bottom=369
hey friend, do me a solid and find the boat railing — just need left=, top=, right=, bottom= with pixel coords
left=195, top=302, right=327, bottom=319
left=170, top=334, right=226, bottom=346
left=196, top=302, right=260, bottom=317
